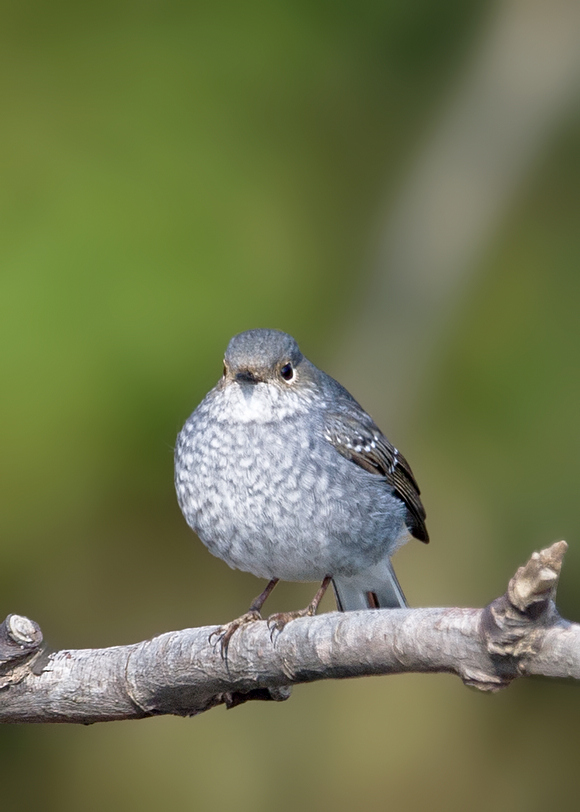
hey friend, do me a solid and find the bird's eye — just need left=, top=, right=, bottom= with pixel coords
left=280, top=362, right=294, bottom=382
left=222, top=362, right=227, bottom=377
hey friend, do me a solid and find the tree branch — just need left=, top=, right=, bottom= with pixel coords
left=0, top=541, right=577, bottom=724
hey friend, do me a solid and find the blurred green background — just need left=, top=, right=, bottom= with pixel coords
left=1, top=1, right=580, bottom=810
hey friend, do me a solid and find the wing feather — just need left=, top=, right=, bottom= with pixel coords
left=323, top=409, right=429, bottom=543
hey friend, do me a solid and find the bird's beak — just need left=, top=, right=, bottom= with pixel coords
left=235, top=370, right=261, bottom=385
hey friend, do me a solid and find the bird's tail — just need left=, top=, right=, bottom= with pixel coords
left=332, top=557, right=407, bottom=611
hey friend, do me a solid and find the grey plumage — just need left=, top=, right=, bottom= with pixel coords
left=175, top=328, right=427, bottom=615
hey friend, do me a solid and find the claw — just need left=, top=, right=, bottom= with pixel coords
left=267, top=608, right=310, bottom=642
left=208, top=579, right=281, bottom=660
left=267, top=576, right=332, bottom=643
left=209, top=610, right=262, bottom=659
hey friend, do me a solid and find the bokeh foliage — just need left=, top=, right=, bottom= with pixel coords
left=1, top=1, right=579, bottom=810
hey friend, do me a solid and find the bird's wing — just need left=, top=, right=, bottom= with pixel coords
left=323, top=408, right=429, bottom=543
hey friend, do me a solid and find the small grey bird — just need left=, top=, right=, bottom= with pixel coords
left=175, top=328, right=428, bottom=643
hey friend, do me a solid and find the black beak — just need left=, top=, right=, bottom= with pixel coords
left=235, top=370, right=261, bottom=385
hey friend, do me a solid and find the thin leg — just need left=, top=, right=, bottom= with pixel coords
left=210, top=578, right=280, bottom=658
left=307, top=576, right=333, bottom=615
left=267, top=576, right=332, bottom=638
left=248, top=578, right=280, bottom=614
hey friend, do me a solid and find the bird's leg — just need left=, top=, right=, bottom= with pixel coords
left=210, top=578, right=279, bottom=657
left=267, top=576, right=332, bottom=639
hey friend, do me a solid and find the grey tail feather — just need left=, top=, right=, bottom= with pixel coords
left=332, top=558, right=408, bottom=611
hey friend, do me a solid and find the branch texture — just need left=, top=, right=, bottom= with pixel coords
left=0, top=542, right=577, bottom=724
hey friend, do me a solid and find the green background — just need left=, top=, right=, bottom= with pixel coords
left=1, top=1, right=579, bottom=810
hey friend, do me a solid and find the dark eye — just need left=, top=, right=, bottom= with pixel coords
left=280, top=362, right=294, bottom=381
left=222, top=362, right=227, bottom=377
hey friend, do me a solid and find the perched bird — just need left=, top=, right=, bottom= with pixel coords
left=175, top=328, right=428, bottom=644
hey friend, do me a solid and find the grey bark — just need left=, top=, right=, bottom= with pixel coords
left=0, top=541, right=577, bottom=724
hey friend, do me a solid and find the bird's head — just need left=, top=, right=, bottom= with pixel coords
left=215, top=329, right=323, bottom=422
left=222, top=329, right=306, bottom=389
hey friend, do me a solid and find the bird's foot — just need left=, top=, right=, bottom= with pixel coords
left=209, top=610, right=262, bottom=659
left=267, top=607, right=312, bottom=640
left=267, top=576, right=332, bottom=642
left=209, top=578, right=281, bottom=660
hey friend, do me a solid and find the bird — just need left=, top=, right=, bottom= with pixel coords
left=174, top=328, right=428, bottom=648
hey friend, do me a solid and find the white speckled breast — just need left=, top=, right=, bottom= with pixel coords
left=175, top=380, right=408, bottom=581
left=175, top=384, right=408, bottom=581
